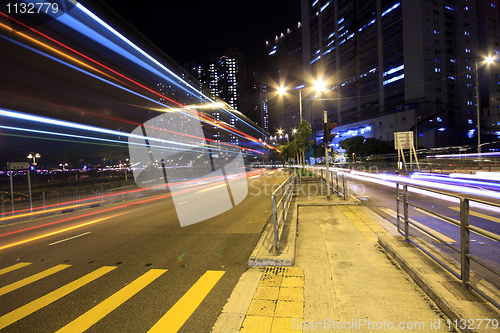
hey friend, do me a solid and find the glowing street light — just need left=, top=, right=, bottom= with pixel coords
left=27, top=152, right=41, bottom=166
left=476, top=56, right=496, bottom=155
left=313, top=79, right=327, bottom=93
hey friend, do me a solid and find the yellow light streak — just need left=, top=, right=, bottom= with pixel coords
left=0, top=202, right=92, bottom=224
left=195, top=183, right=227, bottom=194
left=0, top=212, right=127, bottom=251
left=0, top=22, right=112, bottom=80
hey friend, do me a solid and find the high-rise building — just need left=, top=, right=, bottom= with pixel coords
left=269, top=0, right=500, bottom=149
left=266, top=23, right=304, bottom=138
left=185, top=48, right=268, bottom=132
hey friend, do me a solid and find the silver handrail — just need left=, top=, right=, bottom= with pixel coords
left=271, top=170, right=296, bottom=251
left=396, top=182, right=500, bottom=310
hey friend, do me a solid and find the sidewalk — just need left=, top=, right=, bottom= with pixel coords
left=212, top=180, right=500, bottom=333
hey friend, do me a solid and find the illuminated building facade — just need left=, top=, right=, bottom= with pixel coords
left=269, top=0, right=500, bottom=149
left=184, top=48, right=268, bottom=133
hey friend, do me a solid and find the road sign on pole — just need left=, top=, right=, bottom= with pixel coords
left=6, top=162, right=30, bottom=170
left=394, top=132, right=419, bottom=171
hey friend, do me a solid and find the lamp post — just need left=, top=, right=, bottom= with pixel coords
left=26, top=153, right=40, bottom=212
left=475, top=56, right=495, bottom=155
left=278, top=79, right=327, bottom=129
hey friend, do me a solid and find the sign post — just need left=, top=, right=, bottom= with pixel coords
left=7, top=162, right=31, bottom=214
left=394, top=132, right=420, bottom=171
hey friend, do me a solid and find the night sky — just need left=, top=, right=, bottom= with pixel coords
left=98, top=0, right=301, bottom=68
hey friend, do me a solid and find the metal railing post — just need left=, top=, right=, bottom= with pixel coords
left=396, top=183, right=400, bottom=232
left=343, top=173, right=347, bottom=199
left=272, top=193, right=279, bottom=251
left=404, top=185, right=409, bottom=242
left=460, top=197, right=470, bottom=290
left=336, top=172, right=338, bottom=192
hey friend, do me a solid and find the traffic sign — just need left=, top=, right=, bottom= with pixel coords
left=7, top=162, right=30, bottom=170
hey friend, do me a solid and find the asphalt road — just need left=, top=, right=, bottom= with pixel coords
left=0, top=169, right=288, bottom=332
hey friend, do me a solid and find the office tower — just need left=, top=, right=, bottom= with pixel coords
left=270, top=0, right=500, bottom=149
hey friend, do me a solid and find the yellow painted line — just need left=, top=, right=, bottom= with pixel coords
left=0, top=266, right=116, bottom=330
left=0, top=262, right=31, bottom=276
left=56, top=269, right=167, bottom=333
left=340, top=206, right=390, bottom=241
left=415, top=208, right=454, bottom=224
left=449, top=207, right=500, bottom=224
left=148, top=270, right=224, bottom=333
left=381, top=208, right=456, bottom=243
left=0, top=264, right=71, bottom=296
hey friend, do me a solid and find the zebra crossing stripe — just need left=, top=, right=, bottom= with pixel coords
left=55, top=269, right=167, bottom=333
left=0, top=264, right=71, bottom=296
left=148, top=270, right=225, bottom=333
left=0, top=266, right=116, bottom=330
left=0, top=262, right=31, bottom=276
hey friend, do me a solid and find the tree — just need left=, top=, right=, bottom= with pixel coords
left=295, top=119, right=312, bottom=168
left=340, top=136, right=393, bottom=160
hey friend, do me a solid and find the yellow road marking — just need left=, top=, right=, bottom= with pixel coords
left=449, top=207, right=500, bottom=224
left=381, top=208, right=456, bottom=243
left=56, top=269, right=167, bottom=333
left=0, top=266, right=116, bottom=330
left=0, top=264, right=71, bottom=296
left=0, top=262, right=31, bottom=276
left=148, top=270, right=224, bottom=333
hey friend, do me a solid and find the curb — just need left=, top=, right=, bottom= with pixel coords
left=379, top=236, right=500, bottom=333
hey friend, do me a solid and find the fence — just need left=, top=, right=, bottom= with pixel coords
left=271, top=170, right=296, bottom=251
left=396, top=183, right=500, bottom=310
left=306, top=166, right=349, bottom=199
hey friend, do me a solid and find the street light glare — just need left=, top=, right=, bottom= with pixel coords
left=278, top=86, right=286, bottom=95
left=485, top=56, right=495, bottom=64
left=313, top=79, right=326, bottom=93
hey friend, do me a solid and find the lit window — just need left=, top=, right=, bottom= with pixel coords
left=468, top=119, right=473, bottom=124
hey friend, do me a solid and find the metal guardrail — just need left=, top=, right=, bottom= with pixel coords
left=271, top=170, right=296, bottom=251
left=307, top=167, right=348, bottom=199
left=396, top=182, right=500, bottom=310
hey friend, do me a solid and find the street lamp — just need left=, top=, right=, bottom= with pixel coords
left=27, top=153, right=40, bottom=166
left=476, top=56, right=495, bottom=155
left=278, top=78, right=327, bottom=123
left=26, top=152, right=40, bottom=212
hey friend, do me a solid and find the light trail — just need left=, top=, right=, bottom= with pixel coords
left=0, top=12, right=275, bottom=151
left=0, top=168, right=270, bottom=227
left=342, top=170, right=500, bottom=213
left=410, top=172, right=500, bottom=190
left=0, top=213, right=128, bottom=251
